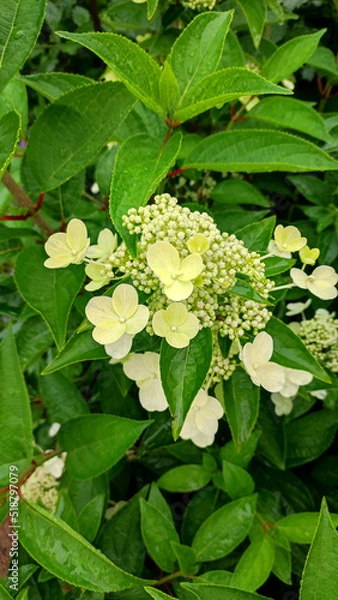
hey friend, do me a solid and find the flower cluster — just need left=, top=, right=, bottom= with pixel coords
left=21, top=455, right=66, bottom=512
left=180, top=0, right=217, bottom=11
left=290, top=309, right=338, bottom=373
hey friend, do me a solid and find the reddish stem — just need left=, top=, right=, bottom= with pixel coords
left=0, top=192, right=45, bottom=222
left=166, top=168, right=186, bottom=179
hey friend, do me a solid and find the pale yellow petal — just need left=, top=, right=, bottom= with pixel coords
left=191, top=431, right=215, bottom=447
left=166, top=330, right=190, bottom=348
left=93, top=321, right=126, bottom=345
left=139, top=379, right=168, bottom=412
left=179, top=313, right=199, bottom=340
left=187, top=234, right=210, bottom=255
left=165, top=303, right=188, bottom=327
left=252, top=331, right=273, bottom=364
left=85, top=296, right=115, bottom=325
left=308, top=280, right=338, bottom=300
left=164, top=279, right=193, bottom=301
left=66, top=219, right=88, bottom=252
left=152, top=310, right=170, bottom=337
left=105, top=333, right=133, bottom=359
left=255, top=362, right=285, bottom=393
left=44, top=232, right=68, bottom=257
left=290, top=268, right=308, bottom=289
left=123, top=353, right=154, bottom=381
left=44, top=254, right=72, bottom=269
left=112, top=284, right=139, bottom=318
left=313, top=265, right=338, bottom=286
left=179, top=253, right=204, bottom=282
left=146, top=241, right=180, bottom=279
left=126, top=305, right=149, bottom=334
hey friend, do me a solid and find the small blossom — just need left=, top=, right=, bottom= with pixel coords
left=85, top=284, right=149, bottom=358
left=42, top=455, right=66, bottom=479
left=152, top=303, right=199, bottom=348
left=44, top=219, right=90, bottom=268
left=241, top=332, right=285, bottom=393
left=187, top=234, right=210, bottom=255
left=85, top=263, right=111, bottom=291
left=146, top=241, right=203, bottom=301
left=180, top=389, right=224, bottom=447
left=274, top=225, right=307, bottom=253
left=271, top=393, right=294, bottom=416
left=290, top=266, right=338, bottom=300
left=310, top=389, right=328, bottom=400
left=279, top=367, right=313, bottom=397
left=123, top=352, right=168, bottom=412
left=86, top=228, right=117, bottom=260
left=285, top=299, right=312, bottom=317
left=299, top=245, right=320, bottom=266
left=268, top=240, right=291, bottom=259
left=48, top=423, right=61, bottom=437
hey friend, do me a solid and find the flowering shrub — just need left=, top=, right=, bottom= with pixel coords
left=1, top=1, right=338, bottom=599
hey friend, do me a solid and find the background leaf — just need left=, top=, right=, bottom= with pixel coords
left=140, top=498, right=179, bottom=572
left=231, top=536, right=275, bottom=591
left=0, top=111, right=21, bottom=177
left=236, top=0, right=266, bottom=49
left=222, top=367, right=260, bottom=447
left=19, top=72, right=93, bottom=101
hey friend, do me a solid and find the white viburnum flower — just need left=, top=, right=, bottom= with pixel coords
left=187, top=233, right=210, bottom=255
left=85, top=284, right=149, bottom=359
left=271, top=393, right=294, bottom=416
left=290, top=266, right=338, bottom=300
left=268, top=240, right=291, bottom=259
left=86, top=228, right=117, bottom=260
left=123, top=352, right=168, bottom=412
left=42, top=454, right=66, bottom=479
left=146, top=241, right=204, bottom=301
left=310, top=389, right=328, bottom=400
left=85, top=263, right=111, bottom=291
left=279, top=367, right=313, bottom=397
left=44, top=219, right=90, bottom=268
left=274, top=225, right=307, bottom=254
left=241, top=332, right=285, bottom=393
left=180, top=389, right=224, bottom=448
left=152, top=303, right=200, bottom=348
left=285, top=299, right=312, bottom=317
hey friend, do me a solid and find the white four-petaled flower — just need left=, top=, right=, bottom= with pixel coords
left=241, top=332, right=285, bottom=393
left=180, top=389, right=224, bottom=448
left=290, top=266, right=338, bottom=300
left=152, top=303, right=200, bottom=348
left=44, top=219, right=90, bottom=268
left=85, top=284, right=149, bottom=359
left=123, top=352, right=168, bottom=412
left=86, top=228, right=117, bottom=261
left=279, top=367, right=313, bottom=397
left=274, top=225, right=307, bottom=254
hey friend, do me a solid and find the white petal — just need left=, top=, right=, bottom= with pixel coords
left=66, top=219, right=88, bottom=252
left=205, top=397, right=224, bottom=419
left=152, top=310, right=170, bottom=337
left=308, top=279, right=338, bottom=300
left=196, top=411, right=218, bottom=436
left=45, top=232, right=68, bottom=257
left=146, top=241, right=180, bottom=281
left=252, top=331, right=273, bottom=364
left=85, top=296, right=115, bottom=325
left=164, top=279, right=193, bottom=301
left=179, top=253, right=204, bottom=282
left=190, top=431, right=215, bottom=448
left=126, top=305, right=149, bottom=335
left=285, top=368, right=313, bottom=386
left=255, top=362, right=285, bottom=393
left=180, top=412, right=199, bottom=439
left=166, top=330, right=190, bottom=348
left=112, top=284, right=139, bottom=318
left=93, top=321, right=126, bottom=345
left=123, top=353, right=154, bottom=381
left=139, top=379, right=168, bottom=412
left=290, top=268, right=308, bottom=289
left=313, top=265, right=338, bottom=285
left=105, top=333, right=133, bottom=359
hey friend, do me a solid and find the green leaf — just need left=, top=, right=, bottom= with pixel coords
left=0, top=584, right=15, bottom=600
left=220, top=430, right=261, bottom=468
left=211, top=179, right=269, bottom=207
left=15, top=246, right=85, bottom=352
left=78, top=494, right=105, bottom=542
left=288, top=174, right=329, bottom=206
left=59, top=415, right=151, bottom=479
left=181, top=584, right=272, bottom=600
left=160, top=328, right=213, bottom=439
left=183, top=130, right=338, bottom=173
left=170, top=542, right=196, bottom=576
left=157, top=465, right=211, bottom=492
left=25, top=82, right=136, bottom=191
left=18, top=72, right=93, bottom=101
left=265, top=317, right=331, bottom=383
left=257, top=403, right=286, bottom=469
left=0, top=324, right=32, bottom=463
left=231, top=536, right=275, bottom=591
left=110, top=132, right=182, bottom=255
left=148, top=483, right=173, bottom=523
left=277, top=511, right=338, bottom=544
left=235, top=216, right=275, bottom=251
left=147, top=0, right=158, bottom=20
left=174, top=68, right=291, bottom=122
left=140, top=498, right=179, bottom=572
left=263, top=257, right=296, bottom=277
left=19, top=500, right=152, bottom=592
left=55, top=490, right=79, bottom=531
left=236, top=0, right=266, bottom=49
left=300, top=499, right=338, bottom=600
left=0, top=110, right=21, bottom=177
left=144, top=589, right=173, bottom=600
left=56, top=32, right=162, bottom=114
left=214, top=460, right=255, bottom=500
left=159, top=62, right=181, bottom=118
left=285, top=409, right=338, bottom=468
left=230, top=279, right=269, bottom=304
left=260, top=30, right=325, bottom=83
left=0, top=0, right=46, bottom=93
left=40, top=372, right=89, bottom=424
left=307, top=46, right=338, bottom=83
left=0, top=79, right=28, bottom=132
left=16, top=316, right=53, bottom=371
left=222, top=367, right=260, bottom=447
left=249, top=97, right=332, bottom=143
left=42, top=330, right=107, bottom=375
left=192, top=494, right=257, bottom=562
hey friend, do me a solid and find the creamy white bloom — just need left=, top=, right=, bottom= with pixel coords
left=42, top=454, right=66, bottom=479
left=85, top=263, right=112, bottom=291
left=241, top=332, right=285, bottom=393
left=268, top=240, right=291, bottom=259
left=146, top=241, right=203, bottom=301
left=123, top=352, right=168, bottom=412
left=271, top=393, right=294, bottom=416
left=279, top=367, right=313, bottom=397
left=299, top=245, right=320, bottom=266
left=86, top=228, right=117, bottom=260
left=285, top=299, right=312, bottom=317
left=85, top=284, right=149, bottom=358
left=48, top=422, right=61, bottom=437
left=180, top=389, right=224, bottom=447
left=290, top=266, right=338, bottom=300
left=274, top=225, right=307, bottom=253
left=310, top=389, right=328, bottom=400
left=152, top=303, right=199, bottom=348
left=44, top=219, right=90, bottom=268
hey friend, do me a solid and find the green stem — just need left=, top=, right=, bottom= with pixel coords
left=155, top=571, right=183, bottom=586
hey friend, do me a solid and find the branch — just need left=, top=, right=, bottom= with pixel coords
left=89, top=0, right=102, bottom=31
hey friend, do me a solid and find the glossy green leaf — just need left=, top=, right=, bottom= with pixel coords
left=0, top=79, right=28, bottom=132
left=263, top=257, right=296, bottom=277
left=183, top=130, right=338, bottom=173
left=16, top=316, right=53, bottom=371
left=277, top=511, right=338, bottom=544
left=181, top=584, right=272, bottom=600
left=261, top=30, right=325, bottom=83
left=0, top=584, right=15, bottom=600
left=57, top=32, right=163, bottom=114
left=144, top=589, right=173, bottom=600
left=174, top=68, right=291, bottom=122
left=42, top=330, right=107, bottom=375
left=249, top=97, right=332, bottom=143
left=19, top=500, right=152, bottom=592
left=236, top=0, right=266, bottom=48
left=215, top=460, right=255, bottom=500
left=307, top=46, right=338, bottom=83
left=18, top=72, right=93, bottom=101
left=25, top=82, right=136, bottom=191
left=235, top=216, right=275, bottom=251
left=15, top=246, right=85, bottom=352
left=222, top=367, right=260, bottom=447
left=266, top=317, right=331, bottom=383
left=159, top=62, right=181, bottom=118
left=55, top=490, right=79, bottom=531
left=168, top=11, right=233, bottom=97
left=257, top=403, right=286, bottom=469
left=0, top=0, right=46, bottom=93
left=211, top=179, right=269, bottom=207
left=230, top=279, right=269, bottom=304
left=157, top=465, right=211, bottom=492
left=300, top=500, right=338, bottom=600
left=110, top=132, right=182, bottom=255
left=147, top=0, right=158, bottom=20
left=220, top=431, right=261, bottom=468
left=0, top=324, right=32, bottom=463
left=160, top=328, right=213, bottom=439
left=231, top=536, right=275, bottom=591
left=78, top=494, right=105, bottom=542
left=0, top=110, right=21, bottom=177
left=148, top=483, right=173, bottom=523
left=59, top=415, right=151, bottom=479
left=192, top=494, right=257, bottom=562
left=171, top=542, right=196, bottom=576
left=285, top=409, right=338, bottom=467
left=40, top=372, right=89, bottom=423
left=140, top=498, right=179, bottom=572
